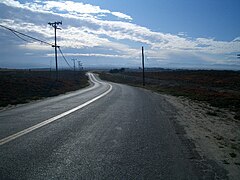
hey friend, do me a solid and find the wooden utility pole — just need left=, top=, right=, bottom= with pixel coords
left=78, top=61, right=83, bottom=71
left=72, top=58, right=76, bottom=72
left=48, top=21, right=62, bottom=79
left=142, top=46, right=145, bottom=86
left=72, top=58, right=77, bottom=80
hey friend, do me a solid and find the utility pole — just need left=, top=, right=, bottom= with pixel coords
left=72, top=58, right=76, bottom=72
left=78, top=60, right=83, bottom=71
left=50, top=59, right=52, bottom=72
left=142, top=46, right=145, bottom=86
left=48, top=21, right=62, bottom=79
left=71, top=58, right=77, bottom=80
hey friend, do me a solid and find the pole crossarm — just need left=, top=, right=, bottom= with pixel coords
left=48, top=21, right=62, bottom=26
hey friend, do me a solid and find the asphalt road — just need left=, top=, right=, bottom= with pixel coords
left=0, top=73, right=226, bottom=179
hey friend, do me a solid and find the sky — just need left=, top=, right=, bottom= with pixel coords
left=0, top=0, right=240, bottom=69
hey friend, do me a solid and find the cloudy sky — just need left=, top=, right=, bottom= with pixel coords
left=0, top=0, right=240, bottom=69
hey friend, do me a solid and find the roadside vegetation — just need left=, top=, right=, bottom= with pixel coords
left=0, top=70, right=89, bottom=107
left=98, top=69, right=240, bottom=120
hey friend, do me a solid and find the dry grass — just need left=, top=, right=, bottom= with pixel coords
left=98, top=70, right=240, bottom=120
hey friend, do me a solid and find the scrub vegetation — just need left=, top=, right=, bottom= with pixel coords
left=0, top=69, right=89, bottom=107
left=98, top=69, right=240, bottom=120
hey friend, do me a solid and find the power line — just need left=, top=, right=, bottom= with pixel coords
left=0, top=23, right=77, bottom=73
left=0, top=24, right=53, bottom=46
left=58, top=47, right=73, bottom=69
left=10, top=30, right=32, bottom=43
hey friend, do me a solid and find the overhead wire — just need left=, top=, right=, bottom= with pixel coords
left=58, top=47, right=74, bottom=69
left=0, top=24, right=54, bottom=46
left=10, top=30, right=32, bottom=43
left=0, top=24, right=74, bottom=70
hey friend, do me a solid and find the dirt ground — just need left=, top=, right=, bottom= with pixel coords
left=164, top=94, right=240, bottom=179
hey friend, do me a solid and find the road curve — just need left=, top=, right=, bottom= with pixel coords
left=0, top=73, right=112, bottom=146
left=0, top=73, right=225, bottom=179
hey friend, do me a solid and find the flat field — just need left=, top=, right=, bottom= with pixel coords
left=0, top=70, right=89, bottom=107
left=99, top=70, right=240, bottom=120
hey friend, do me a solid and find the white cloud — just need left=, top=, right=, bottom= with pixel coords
left=233, top=37, right=240, bottom=42
left=46, top=52, right=130, bottom=58
left=1, top=0, right=22, bottom=8
left=111, top=12, right=132, bottom=20
left=0, top=0, right=132, bottom=20
left=0, top=0, right=240, bottom=67
left=42, top=1, right=110, bottom=14
left=19, top=42, right=52, bottom=51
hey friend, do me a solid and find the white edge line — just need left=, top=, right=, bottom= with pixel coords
left=0, top=75, right=112, bottom=146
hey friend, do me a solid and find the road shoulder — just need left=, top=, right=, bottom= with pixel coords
left=163, top=94, right=240, bottom=180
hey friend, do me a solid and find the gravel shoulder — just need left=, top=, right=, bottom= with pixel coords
left=164, top=94, right=240, bottom=180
